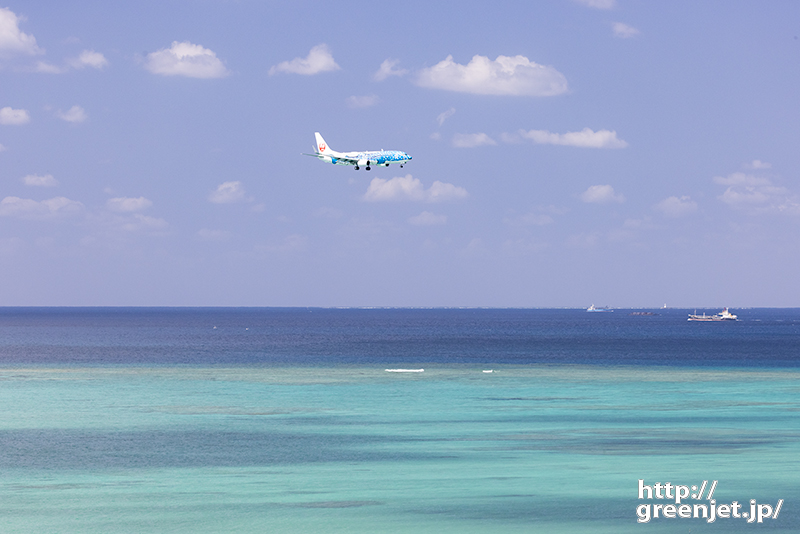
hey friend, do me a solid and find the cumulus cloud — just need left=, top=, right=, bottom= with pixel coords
left=581, top=185, right=625, bottom=204
left=436, top=107, right=456, bottom=126
left=373, top=58, right=408, bottom=81
left=107, top=197, right=152, bottom=212
left=573, top=0, right=616, bottom=8
left=22, top=173, right=57, bottom=187
left=613, top=22, right=640, bottom=38
left=415, top=54, right=568, bottom=96
left=363, top=175, right=468, bottom=203
left=713, top=172, right=800, bottom=214
left=209, top=181, right=248, bottom=204
left=409, top=211, right=447, bottom=226
left=145, top=41, right=229, bottom=78
left=346, top=94, right=379, bottom=108
left=68, top=49, right=108, bottom=69
left=120, top=214, right=168, bottom=232
left=0, top=7, right=43, bottom=58
left=56, top=105, right=87, bottom=123
left=33, top=60, right=64, bottom=73
left=0, top=196, right=83, bottom=219
left=452, top=132, right=496, bottom=148
left=719, top=187, right=772, bottom=206
left=0, top=107, right=30, bottom=125
left=746, top=159, right=771, bottom=170
left=654, top=196, right=698, bottom=217
left=518, top=128, right=628, bottom=148
left=269, top=44, right=340, bottom=75
left=713, top=172, right=771, bottom=187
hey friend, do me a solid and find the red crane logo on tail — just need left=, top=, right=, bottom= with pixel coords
left=319, top=143, right=326, bottom=152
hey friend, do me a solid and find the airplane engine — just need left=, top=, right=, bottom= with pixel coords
left=357, top=159, right=368, bottom=167
left=321, top=155, right=333, bottom=164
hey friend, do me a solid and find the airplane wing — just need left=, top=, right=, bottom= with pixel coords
left=301, top=152, right=360, bottom=165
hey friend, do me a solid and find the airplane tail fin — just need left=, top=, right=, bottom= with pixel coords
left=314, top=132, right=333, bottom=154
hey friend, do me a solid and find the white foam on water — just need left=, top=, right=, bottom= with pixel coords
left=385, top=369, right=424, bottom=373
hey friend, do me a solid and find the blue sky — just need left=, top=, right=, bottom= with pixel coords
left=1, top=0, right=799, bottom=307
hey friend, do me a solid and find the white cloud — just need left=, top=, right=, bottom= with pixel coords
left=746, top=159, right=772, bottom=170
left=436, top=107, right=456, bottom=126
left=0, top=196, right=83, bottom=219
left=713, top=172, right=800, bottom=214
left=613, top=22, right=640, bottom=38
left=581, top=185, right=625, bottom=204
left=0, top=107, right=30, bottom=125
left=409, top=211, right=447, bottom=226
left=719, top=187, right=772, bottom=206
left=33, top=60, right=64, bottom=73
left=428, top=181, right=470, bottom=202
left=653, top=196, right=698, bottom=217
left=346, top=95, right=379, bottom=108
left=519, top=128, right=628, bottom=148
left=107, top=197, right=152, bottom=212
left=68, top=49, right=108, bottom=69
left=209, top=181, right=248, bottom=204
left=0, top=8, right=43, bottom=57
left=452, top=132, right=496, bottom=148
left=120, top=214, right=168, bottom=232
left=269, top=44, right=340, bottom=76
left=56, top=105, right=87, bottom=123
left=713, top=172, right=771, bottom=186
left=573, top=0, right=616, bottom=9
left=415, top=54, right=568, bottom=96
left=22, top=173, right=58, bottom=187
left=145, top=41, right=229, bottom=78
left=373, top=58, right=408, bottom=81
left=363, top=175, right=468, bottom=203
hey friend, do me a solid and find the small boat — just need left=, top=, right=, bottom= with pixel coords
left=688, top=308, right=737, bottom=321
left=587, top=304, right=613, bottom=312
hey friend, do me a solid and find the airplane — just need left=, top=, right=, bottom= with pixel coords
left=303, top=132, right=412, bottom=171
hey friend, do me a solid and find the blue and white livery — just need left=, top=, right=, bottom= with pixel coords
left=303, top=132, right=412, bottom=171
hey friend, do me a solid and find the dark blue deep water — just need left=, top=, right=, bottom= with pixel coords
left=1, top=307, right=798, bottom=367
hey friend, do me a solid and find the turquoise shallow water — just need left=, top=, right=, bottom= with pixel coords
left=1, top=365, right=798, bottom=533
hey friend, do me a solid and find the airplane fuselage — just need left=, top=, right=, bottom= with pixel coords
left=321, top=149, right=411, bottom=167
left=304, top=133, right=412, bottom=170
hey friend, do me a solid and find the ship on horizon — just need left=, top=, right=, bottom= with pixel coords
left=688, top=308, right=738, bottom=321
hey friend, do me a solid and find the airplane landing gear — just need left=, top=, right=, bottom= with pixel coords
left=354, top=165, right=359, bottom=170
left=366, top=166, right=371, bottom=171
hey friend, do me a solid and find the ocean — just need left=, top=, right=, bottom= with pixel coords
left=1, top=307, right=798, bottom=533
